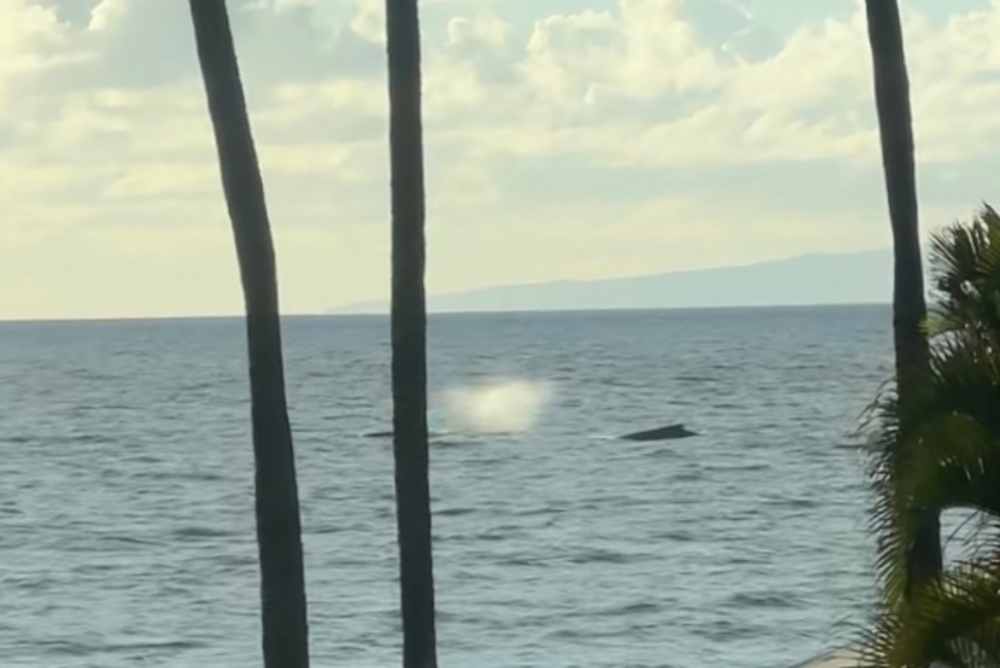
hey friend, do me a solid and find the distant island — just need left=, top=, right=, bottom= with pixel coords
left=328, top=248, right=895, bottom=314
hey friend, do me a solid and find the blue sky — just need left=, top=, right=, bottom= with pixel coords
left=2, top=0, right=998, bottom=319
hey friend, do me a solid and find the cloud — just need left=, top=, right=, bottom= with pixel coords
left=87, top=0, right=127, bottom=32
left=1, top=0, right=998, bottom=319
left=0, top=0, right=81, bottom=102
left=422, top=0, right=997, bottom=169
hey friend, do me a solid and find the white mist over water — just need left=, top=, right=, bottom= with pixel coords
left=441, top=379, right=552, bottom=434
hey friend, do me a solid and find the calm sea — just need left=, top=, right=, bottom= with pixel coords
left=0, top=306, right=896, bottom=668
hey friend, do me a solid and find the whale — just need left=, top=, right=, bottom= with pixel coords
left=619, top=424, right=696, bottom=441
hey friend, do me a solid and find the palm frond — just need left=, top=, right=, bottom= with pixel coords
left=860, top=202, right=1000, bottom=667
left=860, top=564, right=1000, bottom=668
left=927, top=205, right=1000, bottom=346
left=862, top=321, right=1000, bottom=606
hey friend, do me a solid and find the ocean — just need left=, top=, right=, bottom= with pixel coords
left=0, top=305, right=895, bottom=667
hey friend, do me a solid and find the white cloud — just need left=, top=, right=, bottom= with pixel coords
left=0, top=0, right=998, bottom=319
left=87, top=0, right=127, bottom=32
left=447, top=13, right=510, bottom=48
left=0, top=0, right=80, bottom=103
left=349, top=0, right=385, bottom=44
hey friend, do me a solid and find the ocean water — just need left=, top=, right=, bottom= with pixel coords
left=0, top=305, right=895, bottom=668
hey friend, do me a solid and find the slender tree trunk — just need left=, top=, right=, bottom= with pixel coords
left=864, top=0, right=942, bottom=591
left=384, top=0, right=438, bottom=667
left=189, top=2, right=310, bottom=666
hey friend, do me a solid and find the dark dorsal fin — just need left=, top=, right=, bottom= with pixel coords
left=619, top=424, right=696, bottom=441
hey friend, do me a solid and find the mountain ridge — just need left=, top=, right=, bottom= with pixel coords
left=329, top=247, right=897, bottom=315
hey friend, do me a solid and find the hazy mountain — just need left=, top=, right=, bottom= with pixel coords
left=329, top=248, right=896, bottom=315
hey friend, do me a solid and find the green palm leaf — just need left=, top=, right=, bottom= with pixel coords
left=927, top=205, right=1000, bottom=346
left=861, top=203, right=1000, bottom=668
left=863, top=333, right=1000, bottom=606
left=860, top=564, right=1000, bottom=668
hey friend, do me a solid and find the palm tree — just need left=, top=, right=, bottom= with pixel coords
left=861, top=336, right=1000, bottom=668
left=188, top=2, right=309, bottom=667
left=863, top=0, right=941, bottom=593
left=384, top=0, right=438, bottom=666
left=860, top=206, right=1000, bottom=667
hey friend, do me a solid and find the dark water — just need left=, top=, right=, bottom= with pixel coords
left=0, top=306, right=893, bottom=667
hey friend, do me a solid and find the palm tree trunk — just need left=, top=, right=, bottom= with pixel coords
left=189, top=2, right=310, bottom=666
left=864, top=0, right=942, bottom=590
left=384, top=0, right=438, bottom=667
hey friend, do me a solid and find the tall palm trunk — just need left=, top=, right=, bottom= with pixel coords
left=384, top=0, right=438, bottom=666
left=864, top=0, right=942, bottom=591
left=189, top=2, right=309, bottom=666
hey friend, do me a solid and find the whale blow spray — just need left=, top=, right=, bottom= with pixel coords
left=442, top=379, right=552, bottom=434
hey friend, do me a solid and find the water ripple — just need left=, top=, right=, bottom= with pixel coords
left=0, top=307, right=888, bottom=667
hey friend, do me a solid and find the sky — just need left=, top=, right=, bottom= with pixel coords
left=1, top=0, right=998, bottom=320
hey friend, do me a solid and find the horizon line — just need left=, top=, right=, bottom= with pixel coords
left=0, top=301, right=892, bottom=326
